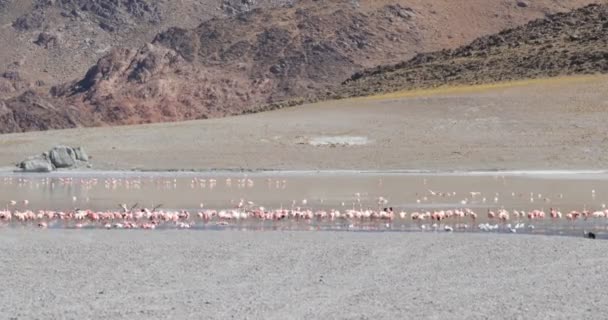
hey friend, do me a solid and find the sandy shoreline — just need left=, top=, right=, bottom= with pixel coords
left=1, top=76, right=607, bottom=171
left=0, top=230, right=606, bottom=319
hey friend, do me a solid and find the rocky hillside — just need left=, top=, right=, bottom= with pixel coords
left=0, top=0, right=604, bottom=133
left=48, top=1, right=422, bottom=126
left=336, top=3, right=608, bottom=98
left=0, top=0, right=294, bottom=100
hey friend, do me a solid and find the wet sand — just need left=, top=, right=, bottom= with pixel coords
left=0, top=75, right=607, bottom=171
left=0, top=230, right=606, bottom=320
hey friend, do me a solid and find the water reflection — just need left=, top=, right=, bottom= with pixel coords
left=0, top=171, right=607, bottom=236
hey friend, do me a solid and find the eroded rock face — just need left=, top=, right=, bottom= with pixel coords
left=1, top=91, right=82, bottom=134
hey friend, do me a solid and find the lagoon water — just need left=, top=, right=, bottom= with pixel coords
left=1, top=171, right=607, bottom=232
left=1, top=170, right=607, bottom=211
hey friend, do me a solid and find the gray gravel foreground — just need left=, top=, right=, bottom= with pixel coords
left=0, top=230, right=606, bottom=319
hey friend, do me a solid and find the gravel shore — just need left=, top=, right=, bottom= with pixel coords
left=1, top=230, right=606, bottom=319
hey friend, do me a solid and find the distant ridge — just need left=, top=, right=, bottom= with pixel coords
left=0, top=0, right=605, bottom=133
left=333, top=4, right=608, bottom=99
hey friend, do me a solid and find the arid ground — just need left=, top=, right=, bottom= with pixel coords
left=0, top=230, right=606, bottom=320
left=1, top=75, right=606, bottom=171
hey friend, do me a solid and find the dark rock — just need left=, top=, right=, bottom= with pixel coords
left=22, top=0, right=163, bottom=33
left=57, top=0, right=162, bottom=29
left=12, top=11, right=46, bottom=31
left=383, top=4, right=414, bottom=20
left=269, top=64, right=283, bottom=74
left=98, top=21, right=115, bottom=32
left=49, top=145, right=77, bottom=168
left=1, top=71, right=21, bottom=81
left=585, top=231, right=596, bottom=239
left=34, top=32, right=59, bottom=48
left=516, top=1, right=529, bottom=8
left=2, top=90, right=79, bottom=133
left=0, top=0, right=11, bottom=9
left=19, top=156, right=54, bottom=172
left=153, top=28, right=200, bottom=62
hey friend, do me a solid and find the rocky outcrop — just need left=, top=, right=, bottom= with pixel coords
left=49, top=145, right=77, bottom=168
left=336, top=4, right=608, bottom=99
left=11, top=11, right=46, bottom=31
left=221, top=0, right=264, bottom=16
left=48, top=145, right=91, bottom=168
left=34, top=32, right=59, bottom=49
left=13, top=0, right=163, bottom=33
left=18, top=146, right=91, bottom=172
left=0, top=91, right=84, bottom=134
left=19, top=155, right=54, bottom=173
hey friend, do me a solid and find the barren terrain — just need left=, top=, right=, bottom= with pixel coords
left=1, top=0, right=605, bottom=133
left=1, top=75, right=606, bottom=171
left=1, top=230, right=606, bottom=319
left=337, top=3, right=608, bottom=99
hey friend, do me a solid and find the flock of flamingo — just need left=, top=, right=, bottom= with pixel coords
left=1, top=199, right=607, bottom=233
left=0, top=176, right=606, bottom=234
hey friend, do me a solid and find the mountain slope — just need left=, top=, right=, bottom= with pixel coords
left=336, top=3, right=608, bottom=98
left=48, top=1, right=418, bottom=126
left=0, top=0, right=605, bottom=133
left=0, top=0, right=294, bottom=100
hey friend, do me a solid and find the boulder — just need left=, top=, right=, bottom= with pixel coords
left=73, top=147, right=89, bottom=161
left=19, top=157, right=54, bottom=172
left=18, top=145, right=90, bottom=172
left=34, top=32, right=59, bottom=49
left=49, top=145, right=77, bottom=168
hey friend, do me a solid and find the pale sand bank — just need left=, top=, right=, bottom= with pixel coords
left=0, top=230, right=606, bottom=319
left=0, top=75, right=607, bottom=171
